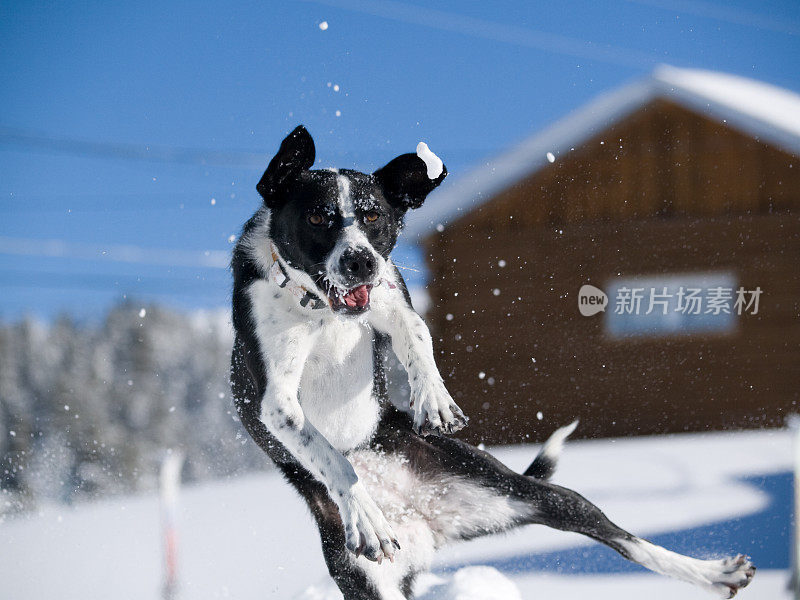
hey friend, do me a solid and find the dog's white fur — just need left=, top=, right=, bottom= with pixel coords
left=238, top=158, right=753, bottom=597
left=616, top=538, right=755, bottom=598
left=244, top=186, right=464, bottom=562
left=325, top=173, right=386, bottom=293
left=348, top=448, right=533, bottom=598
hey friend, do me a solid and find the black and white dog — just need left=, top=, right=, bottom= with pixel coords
left=229, top=126, right=755, bottom=599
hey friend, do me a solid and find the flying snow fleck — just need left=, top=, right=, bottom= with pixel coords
left=436, top=223, right=445, bottom=232
left=228, top=235, right=236, bottom=243
left=333, top=84, right=340, bottom=92
left=498, top=259, right=507, bottom=267
left=546, top=152, right=555, bottom=163
left=536, top=411, right=544, bottom=420
left=211, top=198, right=216, bottom=205
left=139, top=308, right=146, bottom=318
left=493, top=288, right=501, bottom=296
left=478, top=371, right=486, bottom=379
left=318, top=21, right=328, bottom=30
left=335, top=110, right=341, bottom=117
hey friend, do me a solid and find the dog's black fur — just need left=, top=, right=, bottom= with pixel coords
left=229, top=126, right=755, bottom=599
left=232, top=357, right=637, bottom=599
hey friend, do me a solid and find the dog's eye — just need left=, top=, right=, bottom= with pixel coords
left=364, top=211, right=380, bottom=223
left=308, top=213, right=325, bottom=226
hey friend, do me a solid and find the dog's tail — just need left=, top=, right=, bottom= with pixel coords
left=523, top=419, right=579, bottom=480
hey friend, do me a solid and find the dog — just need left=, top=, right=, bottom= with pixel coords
left=229, top=125, right=755, bottom=599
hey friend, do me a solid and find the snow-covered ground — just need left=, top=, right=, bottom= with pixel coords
left=1, top=428, right=792, bottom=599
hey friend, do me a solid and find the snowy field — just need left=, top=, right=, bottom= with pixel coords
left=0, top=428, right=792, bottom=599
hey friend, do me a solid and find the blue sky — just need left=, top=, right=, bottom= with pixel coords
left=1, top=0, right=798, bottom=320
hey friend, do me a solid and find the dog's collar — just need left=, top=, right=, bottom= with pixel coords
left=268, top=243, right=328, bottom=310
left=268, top=243, right=399, bottom=311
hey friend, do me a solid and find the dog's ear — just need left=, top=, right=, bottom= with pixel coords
left=257, top=125, right=316, bottom=207
left=373, top=151, right=447, bottom=210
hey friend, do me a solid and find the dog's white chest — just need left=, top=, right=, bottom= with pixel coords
left=299, top=318, right=380, bottom=452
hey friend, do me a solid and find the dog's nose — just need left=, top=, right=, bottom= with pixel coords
left=339, top=248, right=377, bottom=283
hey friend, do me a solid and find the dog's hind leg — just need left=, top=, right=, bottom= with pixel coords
left=319, top=527, right=419, bottom=600
left=416, top=432, right=754, bottom=598
left=296, top=473, right=421, bottom=600
left=519, top=479, right=755, bottom=597
left=289, top=475, right=388, bottom=600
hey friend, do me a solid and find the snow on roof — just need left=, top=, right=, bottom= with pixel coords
left=404, top=65, right=800, bottom=239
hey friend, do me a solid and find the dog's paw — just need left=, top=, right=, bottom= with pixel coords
left=706, top=555, right=755, bottom=598
left=337, top=482, right=400, bottom=564
left=410, top=379, right=468, bottom=436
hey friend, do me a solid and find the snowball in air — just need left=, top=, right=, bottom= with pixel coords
left=138, top=308, right=146, bottom=318
left=546, top=152, right=555, bottom=163
left=416, top=142, right=444, bottom=179
left=319, top=21, right=328, bottom=30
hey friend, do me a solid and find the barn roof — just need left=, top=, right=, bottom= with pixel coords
left=404, top=65, right=800, bottom=239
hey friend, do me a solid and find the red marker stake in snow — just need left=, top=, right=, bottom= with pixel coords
left=160, top=450, right=184, bottom=600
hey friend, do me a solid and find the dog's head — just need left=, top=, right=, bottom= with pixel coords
left=256, top=125, right=447, bottom=315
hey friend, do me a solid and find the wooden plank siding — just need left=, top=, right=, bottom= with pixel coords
left=422, top=100, right=800, bottom=444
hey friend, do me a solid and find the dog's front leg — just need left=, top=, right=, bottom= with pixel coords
left=256, top=321, right=399, bottom=562
left=370, top=282, right=467, bottom=435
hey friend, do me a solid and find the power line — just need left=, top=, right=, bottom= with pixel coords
left=0, top=202, right=247, bottom=215
left=0, top=190, right=256, bottom=214
left=623, top=0, right=800, bottom=36
left=0, top=269, right=227, bottom=295
left=303, top=0, right=665, bottom=69
left=0, top=126, right=266, bottom=168
left=0, top=126, right=502, bottom=168
left=0, top=236, right=230, bottom=269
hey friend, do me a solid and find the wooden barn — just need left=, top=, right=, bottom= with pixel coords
left=404, top=66, right=800, bottom=444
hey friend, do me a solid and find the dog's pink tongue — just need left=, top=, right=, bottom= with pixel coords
left=344, top=285, right=370, bottom=308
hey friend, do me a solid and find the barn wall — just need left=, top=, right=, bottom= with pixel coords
left=452, top=100, right=800, bottom=232
left=423, top=101, right=800, bottom=444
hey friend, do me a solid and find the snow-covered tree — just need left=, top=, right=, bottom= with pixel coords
left=0, top=301, right=267, bottom=513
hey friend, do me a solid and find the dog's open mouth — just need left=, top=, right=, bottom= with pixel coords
left=327, top=283, right=373, bottom=314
